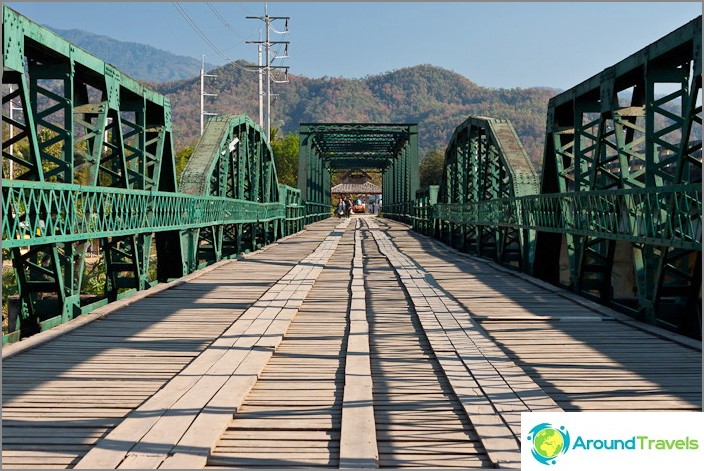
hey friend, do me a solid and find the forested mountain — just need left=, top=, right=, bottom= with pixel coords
left=50, top=28, right=216, bottom=82
left=34, top=27, right=559, bottom=166
left=154, top=62, right=558, bottom=166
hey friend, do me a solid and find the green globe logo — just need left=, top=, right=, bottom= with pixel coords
left=534, top=428, right=564, bottom=458
left=527, top=423, right=571, bottom=465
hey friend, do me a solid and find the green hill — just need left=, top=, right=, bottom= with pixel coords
left=50, top=28, right=217, bottom=82
left=35, top=27, right=558, bottom=166
left=155, top=62, right=558, bottom=166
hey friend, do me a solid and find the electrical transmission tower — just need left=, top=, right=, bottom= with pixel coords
left=247, top=4, right=289, bottom=141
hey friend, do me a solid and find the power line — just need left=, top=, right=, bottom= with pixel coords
left=172, top=2, right=258, bottom=74
left=206, top=2, right=248, bottom=42
left=235, top=2, right=252, bottom=15
left=173, top=2, right=229, bottom=63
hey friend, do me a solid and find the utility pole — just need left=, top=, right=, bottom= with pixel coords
left=247, top=3, right=289, bottom=141
left=265, top=13, right=271, bottom=141
left=200, top=55, right=218, bottom=135
left=258, top=32, right=263, bottom=129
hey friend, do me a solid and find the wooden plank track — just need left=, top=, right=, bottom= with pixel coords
left=3, top=215, right=700, bottom=470
left=371, top=218, right=702, bottom=413
left=366, top=218, right=560, bottom=468
left=77, top=219, right=351, bottom=469
left=362, top=223, right=492, bottom=469
left=206, top=221, right=355, bottom=469
left=1, top=220, right=344, bottom=469
left=339, top=218, right=378, bottom=468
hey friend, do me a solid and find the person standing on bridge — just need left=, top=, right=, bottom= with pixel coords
left=337, top=198, right=344, bottom=218
left=344, top=197, right=352, bottom=218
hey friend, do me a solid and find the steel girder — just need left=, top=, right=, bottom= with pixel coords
left=1, top=7, right=304, bottom=343
left=413, top=185, right=439, bottom=236
left=436, top=117, right=539, bottom=271
left=2, top=6, right=177, bottom=341
left=178, top=115, right=284, bottom=272
left=534, top=16, right=702, bottom=335
left=299, top=123, right=418, bottom=223
left=279, top=184, right=305, bottom=237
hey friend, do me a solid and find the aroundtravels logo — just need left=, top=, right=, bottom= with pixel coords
left=526, top=423, right=571, bottom=465
left=521, top=412, right=703, bottom=470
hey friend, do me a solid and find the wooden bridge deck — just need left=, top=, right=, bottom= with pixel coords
left=2, top=217, right=701, bottom=469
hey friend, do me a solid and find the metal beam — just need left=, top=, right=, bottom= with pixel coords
left=535, top=15, right=702, bottom=334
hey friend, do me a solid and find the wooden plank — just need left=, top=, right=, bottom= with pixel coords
left=71, top=224, right=350, bottom=467
left=340, top=221, right=378, bottom=469
left=366, top=219, right=523, bottom=468
left=214, top=441, right=340, bottom=449
left=220, top=430, right=340, bottom=440
left=206, top=456, right=335, bottom=467
left=375, top=217, right=701, bottom=422
left=0, top=457, right=78, bottom=464
left=340, top=384, right=377, bottom=468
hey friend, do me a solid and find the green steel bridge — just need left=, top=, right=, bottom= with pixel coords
left=1, top=6, right=701, bottom=469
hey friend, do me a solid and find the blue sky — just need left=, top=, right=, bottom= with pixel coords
left=6, top=2, right=702, bottom=89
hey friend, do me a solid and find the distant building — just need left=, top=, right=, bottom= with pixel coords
left=331, top=170, right=382, bottom=213
left=331, top=170, right=381, bottom=197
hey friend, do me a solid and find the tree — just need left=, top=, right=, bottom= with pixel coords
left=5, top=129, right=65, bottom=180
left=270, top=131, right=299, bottom=188
left=419, top=148, right=445, bottom=188
left=175, top=145, right=194, bottom=182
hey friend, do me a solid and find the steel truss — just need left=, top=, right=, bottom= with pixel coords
left=1, top=7, right=303, bottom=343
left=431, top=17, right=701, bottom=337
left=298, top=123, right=418, bottom=223
left=436, top=117, right=539, bottom=271
left=534, top=16, right=702, bottom=333
left=177, top=115, right=298, bottom=272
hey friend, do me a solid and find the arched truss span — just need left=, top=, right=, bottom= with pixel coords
left=2, top=5, right=177, bottom=340
left=179, top=115, right=283, bottom=271
left=436, top=116, right=539, bottom=271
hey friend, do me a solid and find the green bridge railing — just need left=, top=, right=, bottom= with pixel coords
left=400, top=184, right=701, bottom=255
left=433, top=184, right=701, bottom=252
left=2, top=180, right=292, bottom=249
